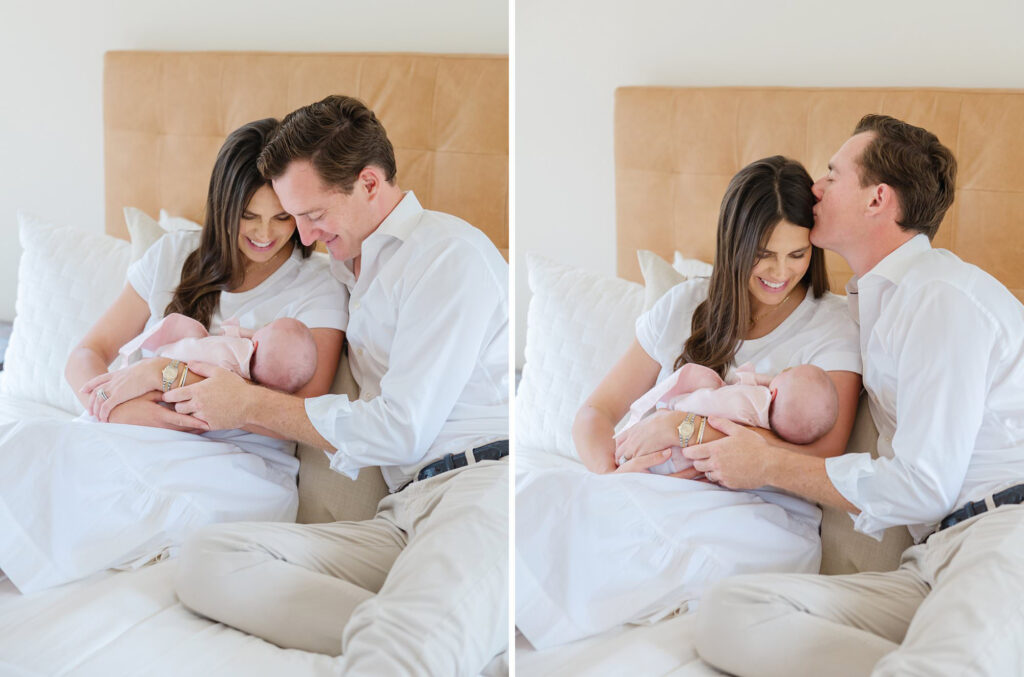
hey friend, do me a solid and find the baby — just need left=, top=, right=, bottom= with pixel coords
left=617, top=362, right=838, bottom=474
left=118, top=313, right=318, bottom=393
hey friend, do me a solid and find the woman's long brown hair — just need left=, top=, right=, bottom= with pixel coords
left=164, top=118, right=313, bottom=328
left=675, top=156, right=829, bottom=377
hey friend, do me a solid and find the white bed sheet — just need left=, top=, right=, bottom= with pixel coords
left=514, top=445, right=720, bottom=676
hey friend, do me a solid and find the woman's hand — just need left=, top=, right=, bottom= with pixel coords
left=81, top=358, right=165, bottom=422
left=614, top=409, right=687, bottom=465
left=614, top=447, right=673, bottom=474
left=106, top=390, right=210, bottom=433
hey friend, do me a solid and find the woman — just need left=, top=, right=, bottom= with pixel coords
left=516, top=156, right=862, bottom=649
left=0, top=119, right=347, bottom=594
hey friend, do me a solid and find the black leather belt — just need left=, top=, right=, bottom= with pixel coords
left=937, top=483, right=1024, bottom=532
left=399, top=440, right=509, bottom=491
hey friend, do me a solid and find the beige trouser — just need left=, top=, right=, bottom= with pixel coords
left=695, top=503, right=1024, bottom=677
left=174, top=459, right=508, bottom=676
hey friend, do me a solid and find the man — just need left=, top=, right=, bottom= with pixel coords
left=168, top=95, right=509, bottom=675
left=687, top=115, right=1024, bottom=676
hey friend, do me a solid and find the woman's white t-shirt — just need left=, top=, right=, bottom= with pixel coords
left=635, top=277, right=862, bottom=520
left=124, top=231, right=349, bottom=475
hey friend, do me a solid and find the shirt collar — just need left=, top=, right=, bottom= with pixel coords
left=859, top=233, right=932, bottom=287
left=372, top=191, right=424, bottom=244
left=329, top=191, right=424, bottom=287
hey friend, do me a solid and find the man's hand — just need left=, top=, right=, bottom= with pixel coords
left=682, top=417, right=775, bottom=489
left=162, top=362, right=254, bottom=430
left=106, top=390, right=210, bottom=433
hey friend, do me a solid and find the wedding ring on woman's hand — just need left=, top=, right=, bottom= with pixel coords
left=97, top=388, right=110, bottom=401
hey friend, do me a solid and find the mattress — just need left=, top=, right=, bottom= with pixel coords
left=514, top=445, right=716, bottom=675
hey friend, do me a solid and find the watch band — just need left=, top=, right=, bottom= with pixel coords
left=678, top=411, right=697, bottom=447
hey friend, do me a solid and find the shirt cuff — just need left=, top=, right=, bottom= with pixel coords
left=825, top=452, right=888, bottom=542
left=305, top=394, right=360, bottom=480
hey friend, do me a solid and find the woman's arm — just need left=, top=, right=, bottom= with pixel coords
left=240, top=328, right=344, bottom=439
left=573, top=339, right=662, bottom=473
left=616, top=370, right=862, bottom=477
left=66, top=284, right=208, bottom=431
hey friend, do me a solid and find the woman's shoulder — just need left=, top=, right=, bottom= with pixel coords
left=795, top=290, right=859, bottom=344
left=653, top=276, right=711, bottom=313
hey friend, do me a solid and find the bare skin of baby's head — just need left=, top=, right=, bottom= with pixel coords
left=768, top=365, right=838, bottom=445
left=250, top=318, right=317, bottom=393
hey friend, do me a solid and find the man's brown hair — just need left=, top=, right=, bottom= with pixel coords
left=257, top=95, right=397, bottom=193
left=852, top=114, right=957, bottom=239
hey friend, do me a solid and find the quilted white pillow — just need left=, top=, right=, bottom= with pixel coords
left=0, top=212, right=131, bottom=414
left=516, top=254, right=643, bottom=461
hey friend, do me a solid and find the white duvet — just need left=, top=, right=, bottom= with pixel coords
left=514, top=446, right=720, bottom=676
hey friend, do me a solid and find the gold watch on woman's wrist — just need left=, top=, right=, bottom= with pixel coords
left=161, top=359, right=181, bottom=392
left=677, top=412, right=697, bottom=447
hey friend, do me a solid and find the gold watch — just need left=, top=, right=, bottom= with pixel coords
left=161, top=359, right=181, bottom=391
left=678, top=412, right=697, bottom=447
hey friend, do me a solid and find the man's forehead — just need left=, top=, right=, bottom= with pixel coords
left=832, top=131, right=875, bottom=168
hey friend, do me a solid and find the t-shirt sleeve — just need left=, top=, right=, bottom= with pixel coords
left=286, top=267, right=350, bottom=331
left=799, top=296, right=862, bottom=375
left=125, top=231, right=197, bottom=310
left=126, top=233, right=169, bottom=301
left=635, top=280, right=703, bottom=367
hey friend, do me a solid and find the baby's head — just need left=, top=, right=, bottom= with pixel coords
left=250, top=318, right=318, bottom=393
left=767, top=365, right=838, bottom=445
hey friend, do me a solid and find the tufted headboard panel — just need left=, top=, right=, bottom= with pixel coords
left=104, top=51, right=508, bottom=256
left=615, top=87, right=1024, bottom=300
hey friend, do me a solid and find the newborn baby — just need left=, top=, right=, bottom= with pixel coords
left=617, top=362, right=838, bottom=475
left=119, top=313, right=318, bottom=393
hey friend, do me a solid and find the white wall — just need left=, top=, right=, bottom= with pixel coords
left=515, top=0, right=1024, bottom=367
left=0, top=0, right=508, bottom=322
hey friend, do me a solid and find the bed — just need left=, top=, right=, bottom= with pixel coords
left=0, top=50, right=508, bottom=676
left=515, top=86, right=1024, bottom=674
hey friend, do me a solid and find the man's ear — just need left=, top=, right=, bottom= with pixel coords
left=867, top=183, right=898, bottom=217
left=359, top=167, right=382, bottom=198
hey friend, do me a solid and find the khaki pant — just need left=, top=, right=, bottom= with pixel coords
left=694, top=503, right=1024, bottom=676
left=175, top=459, right=508, bottom=676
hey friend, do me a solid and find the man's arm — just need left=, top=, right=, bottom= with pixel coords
left=682, top=416, right=860, bottom=512
left=163, top=364, right=336, bottom=450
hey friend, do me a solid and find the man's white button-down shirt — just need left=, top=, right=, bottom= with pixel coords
left=826, top=234, right=1024, bottom=542
left=305, top=192, right=509, bottom=491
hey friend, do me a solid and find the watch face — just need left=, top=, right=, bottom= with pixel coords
left=678, top=421, right=694, bottom=437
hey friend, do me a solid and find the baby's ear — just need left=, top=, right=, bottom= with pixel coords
left=770, top=388, right=778, bottom=402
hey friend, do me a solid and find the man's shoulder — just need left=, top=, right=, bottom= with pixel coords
left=407, top=209, right=507, bottom=269
left=897, top=247, right=1023, bottom=323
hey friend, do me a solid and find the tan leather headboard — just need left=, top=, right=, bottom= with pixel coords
left=104, top=51, right=508, bottom=256
left=615, top=87, right=1024, bottom=301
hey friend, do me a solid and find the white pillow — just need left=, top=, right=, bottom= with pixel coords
left=0, top=212, right=131, bottom=414
left=638, top=250, right=686, bottom=311
left=159, top=209, right=203, bottom=232
left=515, top=254, right=643, bottom=461
left=672, top=251, right=713, bottom=279
left=123, top=207, right=167, bottom=263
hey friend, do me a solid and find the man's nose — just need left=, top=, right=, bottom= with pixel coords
left=296, top=221, right=318, bottom=247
